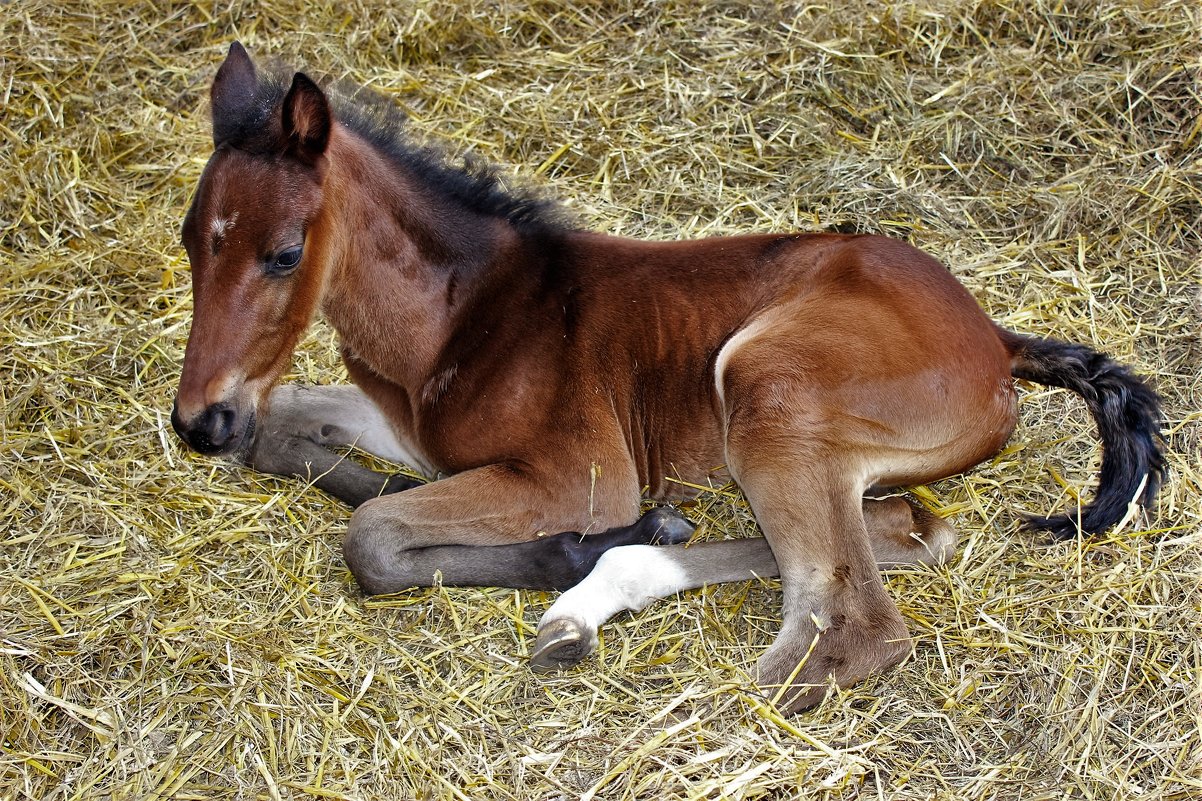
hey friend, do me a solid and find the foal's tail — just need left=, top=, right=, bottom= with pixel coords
left=1001, top=330, right=1165, bottom=539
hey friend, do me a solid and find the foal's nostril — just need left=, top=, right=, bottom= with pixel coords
left=204, top=404, right=237, bottom=450
left=174, top=401, right=243, bottom=454
left=170, top=398, right=186, bottom=441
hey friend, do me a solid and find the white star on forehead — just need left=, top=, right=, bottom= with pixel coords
left=211, top=211, right=238, bottom=242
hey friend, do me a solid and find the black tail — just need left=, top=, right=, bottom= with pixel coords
left=1003, top=332, right=1165, bottom=539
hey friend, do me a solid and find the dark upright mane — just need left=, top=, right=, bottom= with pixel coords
left=217, top=63, right=573, bottom=235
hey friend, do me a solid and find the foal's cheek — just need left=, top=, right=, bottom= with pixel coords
left=241, top=273, right=323, bottom=378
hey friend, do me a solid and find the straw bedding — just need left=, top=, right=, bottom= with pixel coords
left=1, top=1, right=1198, bottom=799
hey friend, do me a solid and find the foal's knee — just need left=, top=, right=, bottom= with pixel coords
left=343, top=498, right=412, bottom=595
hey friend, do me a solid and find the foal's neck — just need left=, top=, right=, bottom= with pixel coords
left=317, top=123, right=520, bottom=389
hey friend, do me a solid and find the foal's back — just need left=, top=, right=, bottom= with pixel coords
left=547, top=230, right=1006, bottom=497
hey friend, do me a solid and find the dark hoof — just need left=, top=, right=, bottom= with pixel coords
left=381, top=474, right=421, bottom=495
left=531, top=617, right=596, bottom=672
left=638, top=507, right=695, bottom=546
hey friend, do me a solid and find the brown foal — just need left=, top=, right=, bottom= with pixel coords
left=171, top=44, right=1164, bottom=712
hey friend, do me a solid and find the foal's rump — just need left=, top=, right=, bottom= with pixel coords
left=758, top=236, right=1163, bottom=534
left=713, top=234, right=1020, bottom=488
left=788, top=235, right=1164, bottom=537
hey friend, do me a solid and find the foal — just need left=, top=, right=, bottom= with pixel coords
left=171, top=44, right=1163, bottom=712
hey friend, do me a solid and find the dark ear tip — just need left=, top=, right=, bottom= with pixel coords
left=221, top=41, right=252, bottom=68
left=212, top=41, right=258, bottom=147
left=285, top=72, right=330, bottom=114
left=290, top=71, right=322, bottom=93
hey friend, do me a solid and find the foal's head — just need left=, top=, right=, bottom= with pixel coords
left=172, top=43, right=334, bottom=455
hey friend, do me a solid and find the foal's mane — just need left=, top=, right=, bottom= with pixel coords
left=225, top=63, right=572, bottom=235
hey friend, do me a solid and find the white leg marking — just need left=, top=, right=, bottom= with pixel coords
left=531, top=540, right=780, bottom=670
left=539, top=544, right=690, bottom=635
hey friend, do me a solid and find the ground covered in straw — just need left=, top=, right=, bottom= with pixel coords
left=1, top=2, right=1199, bottom=799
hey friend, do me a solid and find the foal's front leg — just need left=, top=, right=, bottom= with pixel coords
left=245, top=386, right=692, bottom=590
left=342, top=465, right=694, bottom=592
left=246, top=384, right=422, bottom=507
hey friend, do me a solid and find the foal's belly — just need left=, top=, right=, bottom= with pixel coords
left=644, top=460, right=733, bottom=503
left=636, top=402, right=732, bottom=502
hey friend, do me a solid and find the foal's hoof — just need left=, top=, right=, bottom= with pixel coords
left=381, top=473, right=422, bottom=496
left=638, top=507, right=695, bottom=546
left=531, top=617, right=596, bottom=672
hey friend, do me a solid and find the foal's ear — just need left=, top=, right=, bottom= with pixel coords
left=211, top=42, right=258, bottom=146
left=281, top=73, right=331, bottom=164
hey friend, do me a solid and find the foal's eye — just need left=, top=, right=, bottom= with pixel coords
left=268, top=246, right=303, bottom=275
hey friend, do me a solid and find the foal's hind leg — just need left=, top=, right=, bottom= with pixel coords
left=531, top=497, right=954, bottom=671
left=730, top=454, right=910, bottom=713
left=862, top=496, right=957, bottom=567
left=715, top=329, right=919, bottom=711
left=714, top=292, right=1008, bottom=711
left=247, top=384, right=423, bottom=507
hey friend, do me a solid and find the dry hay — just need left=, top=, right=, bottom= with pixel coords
left=1, top=1, right=1199, bottom=799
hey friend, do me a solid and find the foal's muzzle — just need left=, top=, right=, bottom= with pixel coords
left=171, top=398, right=253, bottom=456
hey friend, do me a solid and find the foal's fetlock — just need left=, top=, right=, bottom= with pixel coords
left=756, top=612, right=911, bottom=713
left=865, top=496, right=958, bottom=567
left=579, top=507, right=695, bottom=559
left=531, top=616, right=597, bottom=672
